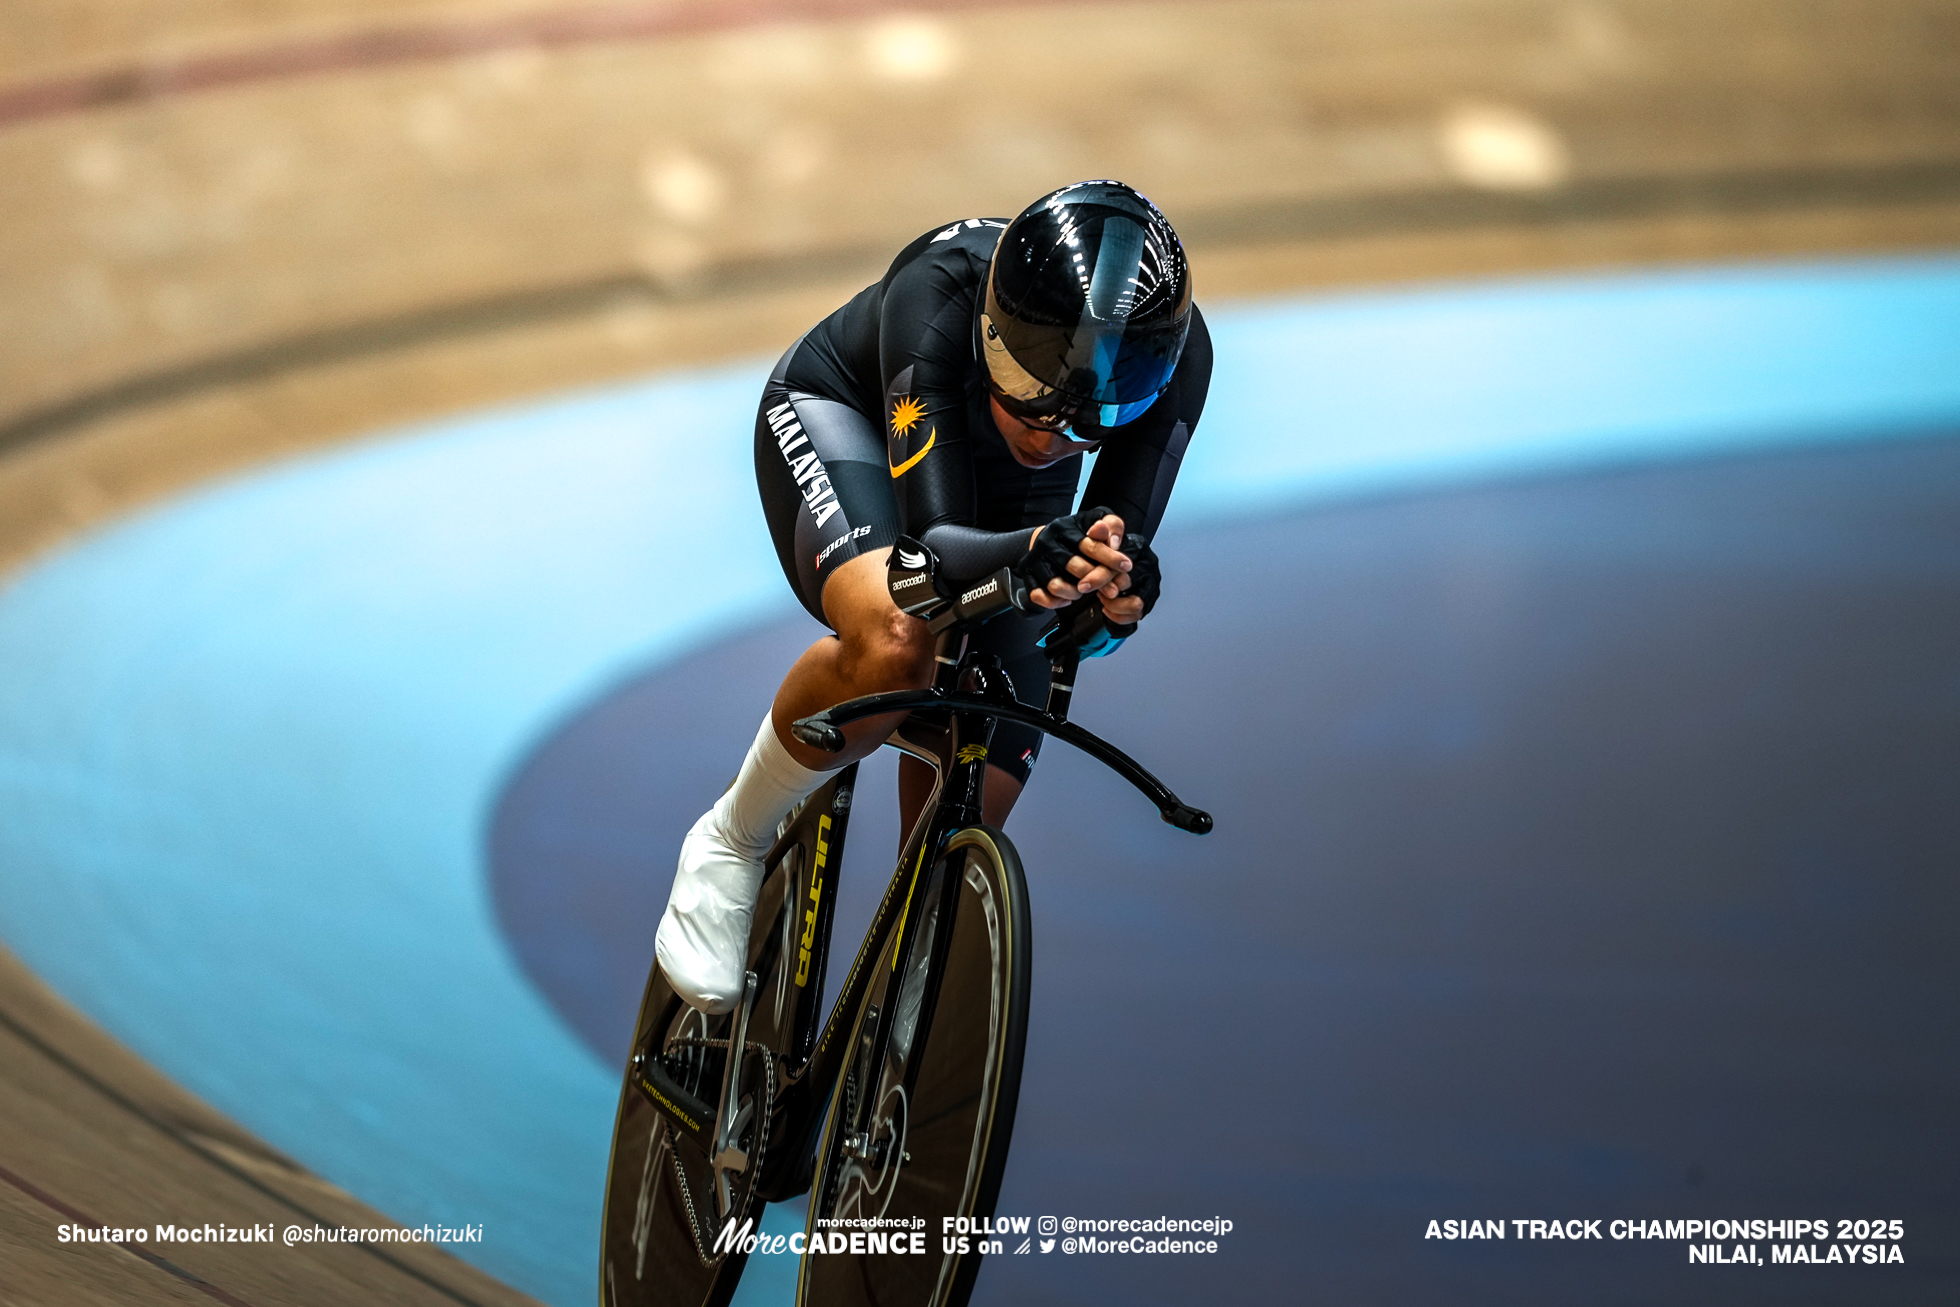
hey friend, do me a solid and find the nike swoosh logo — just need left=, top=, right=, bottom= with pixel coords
left=889, top=427, right=935, bottom=478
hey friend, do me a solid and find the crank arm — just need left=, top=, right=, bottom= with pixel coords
left=631, top=1050, right=715, bottom=1153
left=794, top=693, right=1213, bottom=834
left=712, top=972, right=760, bottom=1216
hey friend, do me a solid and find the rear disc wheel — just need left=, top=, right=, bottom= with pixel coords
left=599, top=818, right=828, bottom=1305
left=599, top=990, right=774, bottom=1307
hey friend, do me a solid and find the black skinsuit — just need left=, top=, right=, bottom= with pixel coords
left=754, top=217, right=1212, bottom=782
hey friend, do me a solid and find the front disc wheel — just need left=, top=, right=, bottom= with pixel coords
left=799, top=826, right=1032, bottom=1307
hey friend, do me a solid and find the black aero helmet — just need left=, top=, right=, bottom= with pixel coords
left=981, top=180, right=1192, bottom=429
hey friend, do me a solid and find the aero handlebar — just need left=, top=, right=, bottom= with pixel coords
left=792, top=691, right=1213, bottom=835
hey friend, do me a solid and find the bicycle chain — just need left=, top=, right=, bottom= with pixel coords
left=662, top=1035, right=728, bottom=1098
left=663, top=1039, right=778, bottom=1267
left=823, top=1056, right=862, bottom=1216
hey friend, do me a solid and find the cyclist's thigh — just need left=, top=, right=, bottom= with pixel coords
left=755, top=350, right=899, bottom=626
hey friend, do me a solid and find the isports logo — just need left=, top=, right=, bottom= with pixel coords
left=815, top=524, right=872, bottom=571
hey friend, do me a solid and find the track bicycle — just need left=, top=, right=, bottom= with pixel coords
left=598, top=536, right=1211, bottom=1307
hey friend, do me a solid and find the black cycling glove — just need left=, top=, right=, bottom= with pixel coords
left=1015, top=505, right=1114, bottom=599
left=1121, top=533, right=1161, bottom=619
left=1016, top=507, right=1164, bottom=619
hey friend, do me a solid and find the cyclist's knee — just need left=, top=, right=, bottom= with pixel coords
left=838, top=605, right=933, bottom=692
left=823, top=549, right=934, bottom=692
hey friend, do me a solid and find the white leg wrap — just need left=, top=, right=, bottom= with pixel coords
left=655, top=713, right=828, bottom=1013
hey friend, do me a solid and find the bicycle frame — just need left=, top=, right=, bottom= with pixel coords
left=635, top=543, right=1212, bottom=1211
left=749, top=626, right=1033, bottom=1199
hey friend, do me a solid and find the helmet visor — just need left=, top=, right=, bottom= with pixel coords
left=983, top=214, right=1189, bottom=427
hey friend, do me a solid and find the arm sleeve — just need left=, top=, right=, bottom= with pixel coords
left=1078, top=305, right=1212, bottom=541
left=879, top=253, right=1037, bottom=581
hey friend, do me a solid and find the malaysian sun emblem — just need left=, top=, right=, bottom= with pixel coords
left=890, top=394, right=927, bottom=436
left=888, top=394, right=935, bottom=477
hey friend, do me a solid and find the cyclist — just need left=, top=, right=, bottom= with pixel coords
left=655, top=180, right=1212, bottom=1014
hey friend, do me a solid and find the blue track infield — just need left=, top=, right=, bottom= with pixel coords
left=0, top=254, right=1957, bottom=1305
left=509, top=434, right=1960, bottom=1306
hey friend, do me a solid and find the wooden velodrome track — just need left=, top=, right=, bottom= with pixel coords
left=2, top=1, right=1956, bottom=1302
